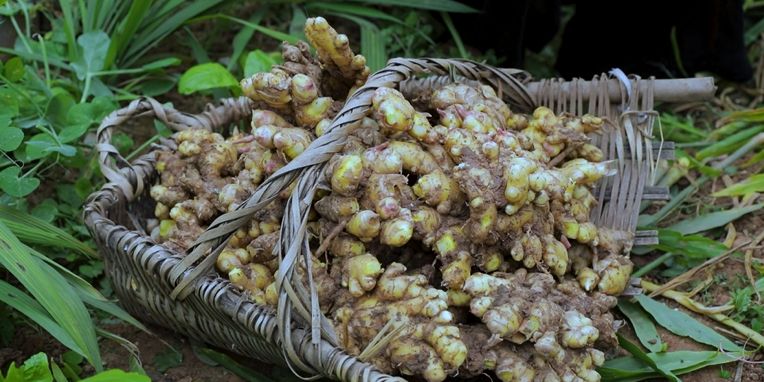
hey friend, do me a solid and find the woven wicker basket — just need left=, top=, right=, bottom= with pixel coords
left=84, top=58, right=713, bottom=381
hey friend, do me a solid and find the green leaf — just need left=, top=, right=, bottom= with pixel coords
left=616, top=334, right=679, bottom=381
left=599, top=350, right=738, bottom=382
left=0, top=90, right=19, bottom=119
left=112, top=133, right=134, bottom=155
left=134, top=78, right=176, bottom=97
left=67, top=97, right=117, bottom=126
left=140, top=57, right=181, bottom=70
left=3, top=57, right=24, bottom=82
left=346, top=0, right=477, bottom=12
left=178, top=63, right=239, bottom=95
left=71, top=31, right=111, bottom=80
left=668, top=204, right=763, bottom=235
left=0, top=223, right=102, bottom=370
left=24, top=134, right=57, bottom=160
left=618, top=300, right=664, bottom=353
left=0, top=281, right=85, bottom=364
left=80, top=370, right=150, bottom=382
left=635, top=295, right=742, bottom=352
left=712, top=174, right=764, bottom=197
left=0, top=167, right=40, bottom=198
left=0, top=126, right=24, bottom=152
left=191, top=346, right=277, bottom=382
left=654, top=229, right=727, bottom=260
left=30, top=199, right=58, bottom=223
left=243, top=50, right=280, bottom=78
left=288, top=6, right=307, bottom=41
left=228, top=11, right=266, bottom=72
left=153, top=348, right=182, bottom=373
left=104, top=0, right=153, bottom=69
left=695, top=125, right=764, bottom=161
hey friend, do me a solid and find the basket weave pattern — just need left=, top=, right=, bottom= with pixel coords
left=85, top=59, right=660, bottom=381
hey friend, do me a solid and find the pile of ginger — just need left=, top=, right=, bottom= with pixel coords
left=148, top=17, right=634, bottom=382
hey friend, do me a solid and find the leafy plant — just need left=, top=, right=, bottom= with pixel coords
left=0, top=352, right=149, bottom=382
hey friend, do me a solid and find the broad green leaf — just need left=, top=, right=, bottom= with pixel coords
left=0, top=280, right=84, bottom=360
left=17, top=353, right=52, bottom=382
left=668, top=204, right=763, bottom=235
left=24, top=134, right=57, bottom=160
left=3, top=57, right=24, bottom=82
left=134, top=78, right=176, bottom=97
left=0, top=222, right=102, bottom=370
left=71, top=31, right=111, bottom=80
left=654, top=229, right=727, bottom=260
left=599, top=351, right=738, bottom=382
left=58, top=124, right=90, bottom=144
left=0, top=167, right=40, bottom=197
left=178, top=63, right=239, bottom=95
left=618, top=300, right=664, bottom=353
left=153, top=348, right=182, bottom=373
left=0, top=90, right=19, bottom=118
left=80, top=370, right=150, bottom=382
left=346, top=0, right=477, bottom=12
left=243, top=50, right=281, bottom=78
left=635, top=295, right=742, bottom=352
left=46, top=91, right=77, bottom=131
left=67, top=97, right=117, bottom=128
left=0, top=126, right=24, bottom=152
left=617, top=335, right=678, bottom=382
left=713, top=174, right=764, bottom=197
left=30, top=199, right=58, bottom=222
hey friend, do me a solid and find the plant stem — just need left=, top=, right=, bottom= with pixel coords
left=633, top=252, right=674, bottom=278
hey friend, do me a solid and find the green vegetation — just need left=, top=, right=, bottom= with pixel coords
left=1, top=0, right=763, bottom=380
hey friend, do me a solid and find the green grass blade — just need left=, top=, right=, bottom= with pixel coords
left=79, top=369, right=150, bottom=382
left=0, top=222, right=101, bottom=370
left=227, top=10, right=266, bottom=72
left=0, top=280, right=85, bottom=356
left=667, top=204, right=763, bottom=235
left=712, top=174, right=764, bottom=197
left=189, top=14, right=300, bottom=45
left=440, top=11, right=467, bottom=58
left=635, top=295, right=742, bottom=352
left=695, top=125, right=764, bottom=161
left=308, top=2, right=403, bottom=23
left=0, top=206, right=96, bottom=257
left=345, top=0, right=477, bottom=12
left=58, top=0, right=79, bottom=61
left=104, top=0, right=153, bottom=69
left=122, top=0, right=224, bottom=67
left=618, top=300, right=664, bottom=353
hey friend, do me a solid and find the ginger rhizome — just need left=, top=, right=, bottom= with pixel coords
left=147, top=16, right=635, bottom=382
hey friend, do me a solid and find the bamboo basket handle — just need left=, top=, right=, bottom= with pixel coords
left=95, top=97, right=253, bottom=201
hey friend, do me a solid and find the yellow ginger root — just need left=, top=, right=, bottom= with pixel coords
left=334, top=263, right=466, bottom=382
left=304, top=17, right=369, bottom=96
left=314, top=194, right=359, bottom=222
left=329, top=154, right=363, bottom=196
left=463, top=270, right=615, bottom=349
left=228, top=263, right=273, bottom=304
left=346, top=210, right=381, bottom=242
left=241, top=68, right=292, bottom=108
left=570, top=245, right=634, bottom=295
left=342, top=253, right=382, bottom=297
left=216, top=248, right=251, bottom=273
